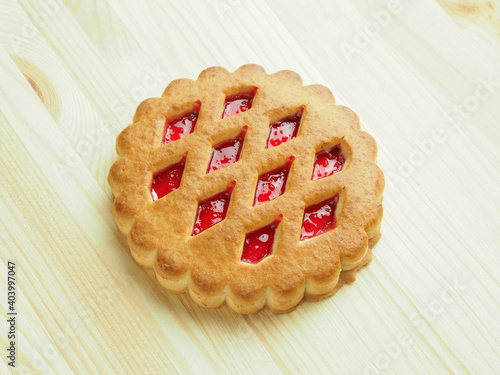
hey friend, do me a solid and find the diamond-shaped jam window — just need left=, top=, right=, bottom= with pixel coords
left=151, top=155, right=186, bottom=201
left=206, top=127, right=248, bottom=173
left=163, top=101, right=201, bottom=144
left=192, top=182, right=235, bottom=236
left=253, top=156, right=294, bottom=206
left=312, top=144, right=345, bottom=180
left=220, top=87, right=258, bottom=119
left=265, top=106, right=304, bottom=149
left=300, top=194, right=339, bottom=241
left=241, top=215, right=282, bottom=264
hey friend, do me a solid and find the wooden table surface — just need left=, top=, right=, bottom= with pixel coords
left=1, top=0, right=500, bottom=374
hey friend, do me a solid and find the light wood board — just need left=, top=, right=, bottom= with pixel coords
left=0, top=0, right=499, bottom=374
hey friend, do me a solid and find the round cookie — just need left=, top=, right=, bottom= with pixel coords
left=108, top=64, right=384, bottom=314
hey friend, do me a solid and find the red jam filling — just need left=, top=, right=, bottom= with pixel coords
left=312, top=145, right=345, bottom=180
left=300, top=194, right=339, bottom=241
left=266, top=107, right=304, bottom=149
left=192, top=182, right=235, bottom=236
left=151, top=156, right=186, bottom=201
left=206, top=127, right=248, bottom=173
left=163, top=101, right=201, bottom=144
left=253, top=157, right=294, bottom=206
left=220, top=87, right=257, bottom=119
left=241, top=215, right=282, bottom=264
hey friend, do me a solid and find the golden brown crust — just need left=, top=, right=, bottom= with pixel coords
left=108, top=64, right=384, bottom=314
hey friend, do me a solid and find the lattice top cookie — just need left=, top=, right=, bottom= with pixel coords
left=108, top=64, right=384, bottom=314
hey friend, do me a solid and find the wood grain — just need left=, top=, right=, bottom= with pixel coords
left=438, top=0, right=500, bottom=38
left=1, top=0, right=499, bottom=374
